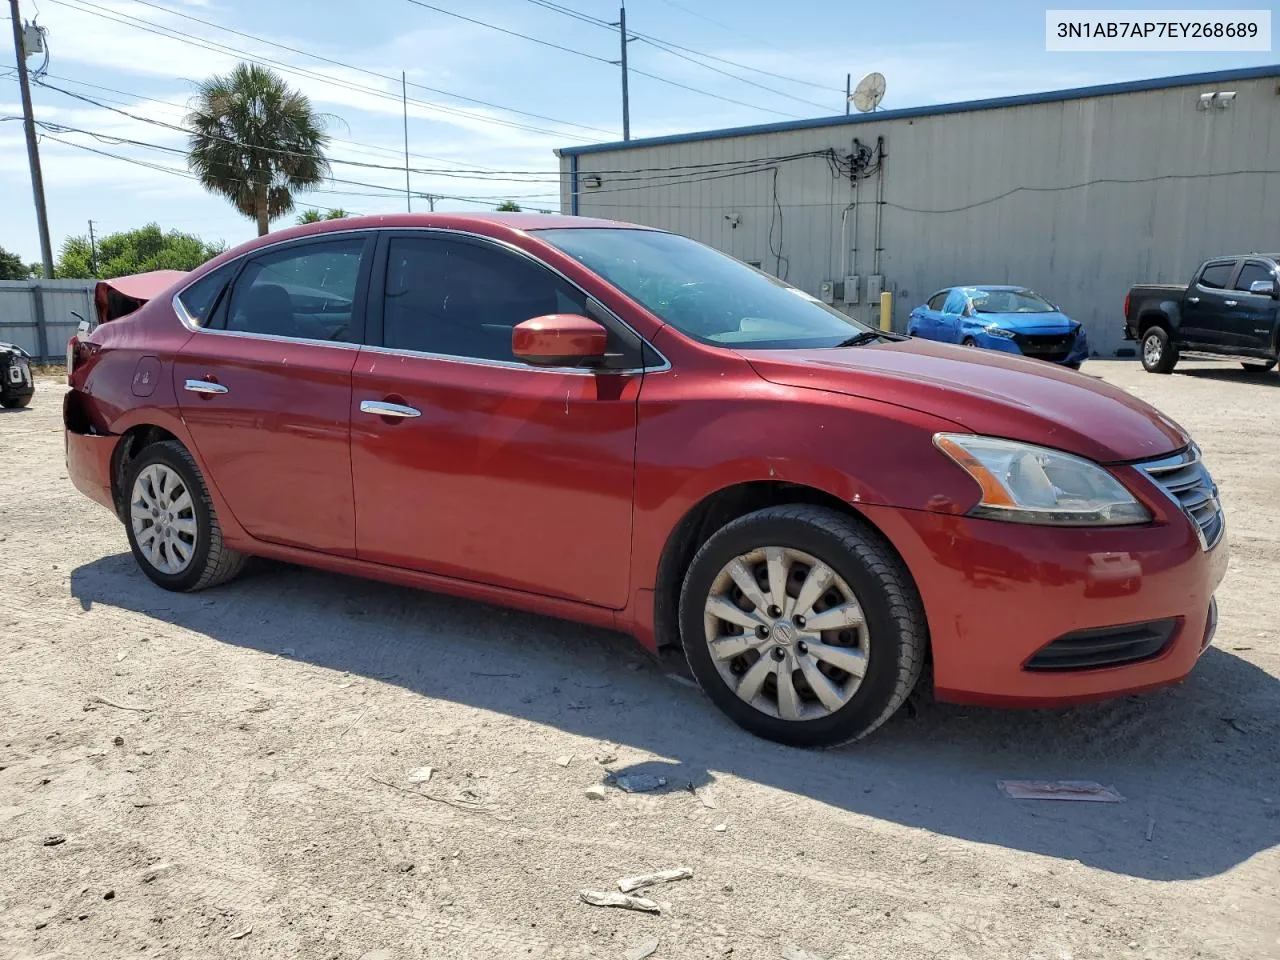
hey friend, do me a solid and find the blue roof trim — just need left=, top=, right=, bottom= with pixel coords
left=558, top=64, right=1280, bottom=157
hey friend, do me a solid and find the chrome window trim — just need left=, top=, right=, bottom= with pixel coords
left=171, top=225, right=671, bottom=373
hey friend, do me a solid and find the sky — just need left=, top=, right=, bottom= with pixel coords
left=1, top=0, right=1275, bottom=263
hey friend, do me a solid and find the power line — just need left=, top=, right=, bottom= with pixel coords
left=35, top=79, right=842, bottom=190
left=524, top=0, right=841, bottom=109
left=43, top=0, right=606, bottom=141
left=401, top=0, right=804, bottom=119
left=37, top=72, right=512, bottom=173
left=112, top=0, right=618, bottom=137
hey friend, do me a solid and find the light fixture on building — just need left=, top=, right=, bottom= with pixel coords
left=1197, top=91, right=1237, bottom=111
left=581, top=175, right=602, bottom=189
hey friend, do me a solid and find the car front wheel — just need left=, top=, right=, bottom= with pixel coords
left=123, top=440, right=247, bottom=592
left=678, top=505, right=927, bottom=747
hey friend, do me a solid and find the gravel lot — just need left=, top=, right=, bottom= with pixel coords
left=1, top=361, right=1277, bottom=960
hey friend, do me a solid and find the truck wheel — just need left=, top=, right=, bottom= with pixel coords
left=1240, top=361, right=1276, bottom=374
left=678, top=505, right=927, bottom=747
left=1, top=394, right=32, bottom=409
left=1141, top=327, right=1178, bottom=374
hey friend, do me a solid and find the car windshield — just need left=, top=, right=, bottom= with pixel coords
left=968, top=288, right=1056, bottom=314
left=536, top=228, right=870, bottom=348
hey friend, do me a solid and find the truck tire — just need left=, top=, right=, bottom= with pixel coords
left=1240, top=361, right=1276, bottom=374
left=1141, top=327, right=1178, bottom=374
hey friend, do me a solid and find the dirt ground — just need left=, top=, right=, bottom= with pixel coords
left=1, top=361, right=1277, bottom=960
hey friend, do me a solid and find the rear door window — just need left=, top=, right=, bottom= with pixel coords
left=223, top=238, right=368, bottom=342
left=1197, top=261, right=1236, bottom=290
left=176, top=262, right=238, bottom=327
left=926, top=290, right=950, bottom=311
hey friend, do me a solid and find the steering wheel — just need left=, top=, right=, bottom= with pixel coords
left=663, top=280, right=739, bottom=337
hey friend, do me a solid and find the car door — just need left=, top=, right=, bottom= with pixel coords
left=349, top=231, right=648, bottom=608
left=1181, top=259, right=1237, bottom=346
left=910, top=290, right=949, bottom=339
left=1226, top=260, right=1280, bottom=352
left=173, top=232, right=374, bottom=556
left=938, top=288, right=970, bottom=343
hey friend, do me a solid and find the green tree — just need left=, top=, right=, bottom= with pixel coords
left=187, top=63, right=331, bottom=236
left=296, top=208, right=350, bottom=224
left=495, top=200, right=522, bottom=212
left=54, top=224, right=225, bottom=279
left=0, top=246, right=34, bottom=280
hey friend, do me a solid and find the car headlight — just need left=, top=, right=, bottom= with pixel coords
left=983, top=323, right=1016, bottom=339
left=934, top=434, right=1151, bottom=526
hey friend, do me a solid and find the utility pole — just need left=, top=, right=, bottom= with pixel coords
left=401, top=71, right=412, bottom=212
left=87, top=219, right=98, bottom=277
left=9, top=0, right=54, bottom=279
left=845, top=73, right=851, bottom=115
left=616, top=3, right=631, bottom=141
left=426, top=195, right=436, bottom=212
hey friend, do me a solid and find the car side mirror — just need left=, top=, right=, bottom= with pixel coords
left=512, top=314, right=608, bottom=366
left=1249, top=279, right=1278, bottom=299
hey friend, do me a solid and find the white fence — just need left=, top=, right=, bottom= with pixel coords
left=0, top=280, right=97, bottom=361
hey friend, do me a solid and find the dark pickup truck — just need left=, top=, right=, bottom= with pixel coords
left=1125, top=254, right=1280, bottom=374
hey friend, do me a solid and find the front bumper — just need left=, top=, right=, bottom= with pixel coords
left=860, top=502, right=1228, bottom=707
left=974, top=329, right=1089, bottom=365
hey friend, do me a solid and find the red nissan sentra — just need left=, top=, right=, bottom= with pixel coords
left=64, top=214, right=1228, bottom=746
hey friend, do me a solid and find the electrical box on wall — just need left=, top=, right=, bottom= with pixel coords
left=843, top=276, right=859, bottom=304
left=866, top=275, right=884, bottom=303
left=819, top=281, right=835, bottom=304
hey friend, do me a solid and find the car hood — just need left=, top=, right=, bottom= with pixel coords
left=743, top=338, right=1187, bottom=463
left=976, top=310, right=1077, bottom=333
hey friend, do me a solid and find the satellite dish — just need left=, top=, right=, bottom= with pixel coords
left=851, top=72, right=886, bottom=113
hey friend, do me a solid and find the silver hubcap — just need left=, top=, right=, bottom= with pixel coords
left=1143, top=334, right=1162, bottom=365
left=130, top=464, right=197, bottom=575
left=702, top=547, right=869, bottom=722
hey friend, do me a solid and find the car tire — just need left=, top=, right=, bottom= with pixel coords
left=1240, top=361, right=1276, bottom=374
left=1140, top=327, right=1178, bottom=374
left=961, top=337, right=977, bottom=347
left=122, top=440, right=247, bottom=592
left=1, top=394, right=32, bottom=408
left=678, top=504, right=928, bottom=747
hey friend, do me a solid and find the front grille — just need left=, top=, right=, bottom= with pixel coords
left=1012, top=332, right=1074, bottom=362
left=1139, top=445, right=1224, bottom=550
left=1025, top=619, right=1177, bottom=671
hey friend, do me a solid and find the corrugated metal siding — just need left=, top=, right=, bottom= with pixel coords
left=560, top=74, right=1280, bottom=357
left=0, top=280, right=96, bottom=360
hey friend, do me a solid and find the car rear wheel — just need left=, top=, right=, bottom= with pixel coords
left=1240, top=361, right=1276, bottom=374
left=123, top=440, right=247, bottom=592
left=678, top=505, right=928, bottom=747
left=1, top=394, right=32, bottom=408
left=1140, top=327, right=1178, bottom=373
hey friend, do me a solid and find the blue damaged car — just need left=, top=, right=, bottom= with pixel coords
left=906, top=285, right=1088, bottom=368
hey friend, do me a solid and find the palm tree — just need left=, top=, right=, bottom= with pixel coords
left=187, top=64, right=331, bottom=236
left=296, top=208, right=350, bottom=224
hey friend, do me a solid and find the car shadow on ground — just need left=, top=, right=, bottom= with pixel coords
left=70, top=554, right=1280, bottom=883
left=1176, top=366, right=1280, bottom=387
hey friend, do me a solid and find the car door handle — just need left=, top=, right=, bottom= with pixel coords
left=184, top=378, right=228, bottom=395
left=360, top=400, right=421, bottom=419
left=1187, top=296, right=1200, bottom=304
left=1224, top=299, right=1238, bottom=307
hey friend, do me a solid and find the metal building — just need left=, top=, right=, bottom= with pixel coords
left=558, top=65, right=1280, bottom=357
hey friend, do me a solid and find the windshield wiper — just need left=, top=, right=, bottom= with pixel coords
left=834, top=330, right=906, bottom=347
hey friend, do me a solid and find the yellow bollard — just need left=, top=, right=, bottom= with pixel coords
left=879, top=290, right=892, bottom=332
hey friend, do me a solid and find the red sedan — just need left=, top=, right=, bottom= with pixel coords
left=65, top=214, right=1228, bottom=746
